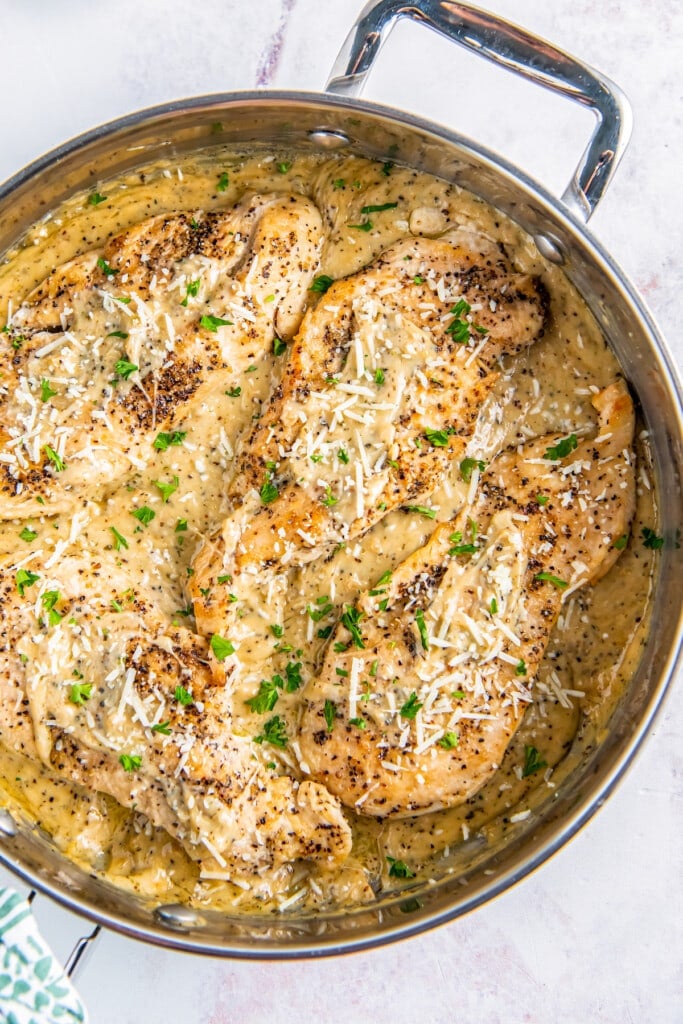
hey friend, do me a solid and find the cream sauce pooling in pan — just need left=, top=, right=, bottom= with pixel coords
left=0, top=149, right=657, bottom=912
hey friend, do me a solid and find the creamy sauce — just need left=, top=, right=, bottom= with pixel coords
left=0, top=148, right=657, bottom=913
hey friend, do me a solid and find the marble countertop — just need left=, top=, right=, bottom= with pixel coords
left=1, top=1, right=680, bottom=1021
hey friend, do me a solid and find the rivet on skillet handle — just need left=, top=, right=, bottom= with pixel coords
left=325, top=0, right=633, bottom=225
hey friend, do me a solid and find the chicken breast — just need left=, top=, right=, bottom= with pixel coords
left=0, top=550, right=351, bottom=880
left=0, top=193, right=323, bottom=518
left=298, top=380, right=635, bottom=817
left=190, top=227, right=548, bottom=637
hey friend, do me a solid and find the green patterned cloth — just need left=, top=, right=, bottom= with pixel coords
left=0, top=887, right=87, bottom=1024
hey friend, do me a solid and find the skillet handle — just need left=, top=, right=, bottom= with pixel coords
left=325, top=0, right=632, bottom=222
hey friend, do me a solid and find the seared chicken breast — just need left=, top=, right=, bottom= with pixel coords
left=298, top=381, right=635, bottom=817
left=191, top=228, right=548, bottom=636
left=0, top=550, right=351, bottom=879
left=0, top=193, right=322, bottom=518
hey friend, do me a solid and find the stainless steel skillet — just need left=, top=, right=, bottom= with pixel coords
left=0, top=0, right=680, bottom=959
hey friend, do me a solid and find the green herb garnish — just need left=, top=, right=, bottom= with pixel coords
left=19, top=526, right=37, bottom=543
left=97, top=257, right=119, bottom=277
left=113, top=359, right=138, bottom=380
left=522, top=744, right=547, bottom=777
left=153, top=475, right=179, bottom=503
left=544, top=434, right=578, bottom=460
left=69, top=683, right=93, bottom=705
left=534, top=572, right=568, bottom=589
left=310, top=275, right=334, bottom=294
left=16, top=569, right=40, bottom=597
left=216, top=172, right=229, bottom=191
left=200, top=314, right=233, bottom=332
left=405, top=505, right=436, bottom=519
left=360, top=202, right=398, bottom=215
left=40, top=379, right=57, bottom=403
left=43, top=445, right=66, bottom=472
left=131, top=506, right=155, bottom=526
left=88, top=192, right=107, bottom=206
left=181, top=279, right=201, bottom=307
left=415, top=609, right=429, bottom=651
left=387, top=857, right=415, bottom=878
left=438, top=731, right=459, bottom=749
left=341, top=605, right=365, bottom=649
left=642, top=527, right=664, bottom=550
left=460, top=457, right=486, bottom=483
left=273, top=336, right=287, bottom=357
left=210, top=634, right=235, bottom=661
left=174, top=685, right=193, bottom=706
left=324, top=699, right=336, bottom=732
left=119, top=753, right=141, bottom=772
left=246, top=677, right=281, bottom=714
left=153, top=431, right=186, bottom=451
left=400, top=691, right=423, bottom=719
left=254, top=715, right=288, bottom=749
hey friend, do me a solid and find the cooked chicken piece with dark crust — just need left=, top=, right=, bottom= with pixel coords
left=0, top=193, right=322, bottom=518
left=298, top=381, right=635, bottom=817
left=200, top=227, right=547, bottom=581
left=0, top=552, right=351, bottom=879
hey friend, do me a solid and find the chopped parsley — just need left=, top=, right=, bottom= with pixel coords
left=544, top=434, right=578, bottom=460
left=273, top=336, right=287, bottom=357
left=448, top=526, right=478, bottom=556
left=270, top=623, right=284, bottom=638
left=106, top=330, right=129, bottom=340
left=151, top=721, right=172, bottom=735
left=381, top=161, right=394, bottom=176
left=110, top=528, right=129, bottom=552
left=424, top=427, right=452, bottom=448
left=333, top=178, right=345, bottom=189
left=349, top=717, right=366, bottom=729
left=153, top=430, right=186, bottom=451
left=88, top=192, right=107, bottom=206
left=360, top=202, right=398, bottom=214
left=41, top=590, right=62, bottom=626
left=118, top=753, right=141, bottom=773
left=446, top=299, right=472, bottom=343
left=113, top=359, right=138, bottom=380
left=69, top=683, right=93, bottom=705
left=285, top=661, right=303, bottom=692
left=259, top=469, right=279, bottom=505
left=324, top=699, right=336, bottom=731
left=536, top=493, right=549, bottom=506
left=341, top=605, right=365, bottom=649
left=216, top=171, right=229, bottom=191
left=309, top=275, right=334, bottom=294
left=181, top=279, right=201, bottom=307
left=349, top=220, right=373, bottom=231
left=174, top=685, right=193, bottom=706
left=97, top=257, right=119, bottom=277
left=515, top=659, right=527, bottom=676
left=405, top=505, right=436, bottom=519
left=400, top=691, right=423, bottom=719
left=246, top=677, right=281, bottom=714
left=415, top=609, right=429, bottom=651
left=460, top=457, right=486, bottom=483
left=277, top=161, right=292, bottom=174
left=613, top=533, right=629, bottom=550
left=210, top=634, right=235, bottom=661
left=413, top=275, right=424, bottom=284
left=321, top=485, right=338, bottom=508
left=489, top=597, right=498, bottom=615
left=225, top=386, right=242, bottom=398
left=338, top=448, right=349, bottom=464
left=200, top=314, right=233, bottom=332
left=19, top=526, right=37, bottom=543
left=43, top=445, right=66, bottom=472
left=175, top=519, right=188, bottom=535
left=16, top=569, right=40, bottom=597
left=153, top=475, right=179, bottom=503
left=522, top=744, right=547, bottom=777
left=131, top=505, right=155, bottom=526
left=387, top=857, right=415, bottom=879
left=254, top=715, right=288, bottom=749
left=642, top=527, right=664, bottom=550
left=534, top=571, right=568, bottom=589
left=40, top=379, right=57, bottom=403
left=438, top=731, right=459, bottom=749
left=307, top=597, right=333, bottom=622
left=373, top=367, right=385, bottom=386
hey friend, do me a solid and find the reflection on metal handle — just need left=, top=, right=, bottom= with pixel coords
left=326, top=0, right=632, bottom=221
left=64, top=924, right=101, bottom=981
left=28, top=888, right=101, bottom=981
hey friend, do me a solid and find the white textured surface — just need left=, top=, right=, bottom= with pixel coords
left=1, top=1, right=681, bottom=1021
